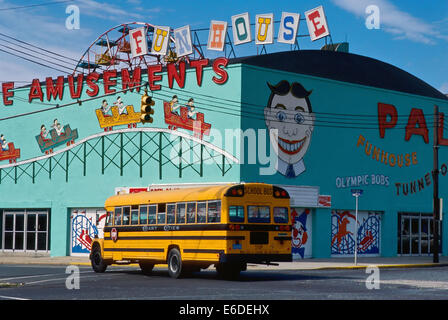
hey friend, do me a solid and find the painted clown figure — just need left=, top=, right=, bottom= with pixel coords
left=291, top=208, right=310, bottom=259
left=264, top=80, right=315, bottom=178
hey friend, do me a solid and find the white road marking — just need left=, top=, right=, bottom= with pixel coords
left=0, top=295, right=30, bottom=300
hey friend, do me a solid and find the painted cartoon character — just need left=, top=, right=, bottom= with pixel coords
left=291, top=208, right=310, bottom=258
left=40, top=125, right=50, bottom=142
left=0, top=134, right=8, bottom=151
left=101, top=99, right=111, bottom=116
left=114, top=96, right=126, bottom=115
left=186, top=98, right=197, bottom=119
left=51, top=119, right=65, bottom=136
left=264, top=80, right=315, bottom=178
left=169, top=95, right=180, bottom=115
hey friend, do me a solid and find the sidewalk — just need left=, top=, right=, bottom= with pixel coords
left=1, top=253, right=447, bottom=271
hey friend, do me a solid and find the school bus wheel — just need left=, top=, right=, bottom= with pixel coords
left=167, top=248, right=183, bottom=279
left=90, top=243, right=107, bottom=273
left=139, top=262, right=154, bottom=275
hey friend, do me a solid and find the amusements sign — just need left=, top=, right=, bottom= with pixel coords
left=0, top=5, right=331, bottom=107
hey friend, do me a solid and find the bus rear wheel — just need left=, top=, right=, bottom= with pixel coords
left=90, top=245, right=107, bottom=273
left=167, top=248, right=183, bottom=279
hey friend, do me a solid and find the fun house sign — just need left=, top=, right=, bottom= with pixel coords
left=1, top=6, right=331, bottom=106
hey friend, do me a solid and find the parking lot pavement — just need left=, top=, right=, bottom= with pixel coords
left=1, top=254, right=447, bottom=271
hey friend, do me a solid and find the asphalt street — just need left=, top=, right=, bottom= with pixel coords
left=0, top=264, right=447, bottom=301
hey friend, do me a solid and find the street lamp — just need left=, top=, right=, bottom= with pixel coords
left=351, top=189, right=363, bottom=265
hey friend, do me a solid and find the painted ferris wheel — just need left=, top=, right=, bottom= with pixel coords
left=73, top=22, right=204, bottom=75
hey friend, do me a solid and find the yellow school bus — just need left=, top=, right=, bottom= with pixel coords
left=90, top=183, right=291, bottom=279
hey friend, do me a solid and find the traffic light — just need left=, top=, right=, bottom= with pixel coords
left=140, top=91, right=155, bottom=124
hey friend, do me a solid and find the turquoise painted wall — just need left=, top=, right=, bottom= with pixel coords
left=239, top=63, right=448, bottom=258
left=0, top=64, right=243, bottom=256
left=2, top=57, right=448, bottom=258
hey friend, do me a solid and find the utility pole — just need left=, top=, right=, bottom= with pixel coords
left=433, top=105, right=440, bottom=263
left=351, top=189, right=363, bottom=266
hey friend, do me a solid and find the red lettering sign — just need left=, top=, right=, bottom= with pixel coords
left=103, top=70, right=117, bottom=95
left=405, top=108, right=428, bottom=144
left=68, top=74, right=84, bottom=99
left=28, top=78, right=43, bottom=103
left=167, top=61, right=186, bottom=89
left=212, top=57, right=229, bottom=85
left=2, top=82, right=14, bottom=106
left=190, top=59, right=209, bottom=86
left=378, top=102, right=398, bottom=139
left=46, top=76, right=64, bottom=101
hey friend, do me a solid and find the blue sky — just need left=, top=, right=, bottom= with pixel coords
left=0, top=0, right=447, bottom=94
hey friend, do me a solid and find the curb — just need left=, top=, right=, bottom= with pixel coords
left=66, top=261, right=448, bottom=271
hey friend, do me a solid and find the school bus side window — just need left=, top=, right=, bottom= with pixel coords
left=197, top=202, right=207, bottom=223
left=139, top=205, right=148, bottom=224
left=114, top=207, right=122, bottom=225
left=122, top=206, right=131, bottom=225
left=207, top=200, right=221, bottom=223
left=186, top=202, right=196, bottom=224
left=229, top=206, right=244, bottom=222
left=148, top=205, right=157, bottom=224
left=167, top=204, right=176, bottom=224
left=176, top=203, right=186, bottom=224
left=131, top=206, right=139, bottom=225
left=157, top=203, right=166, bottom=224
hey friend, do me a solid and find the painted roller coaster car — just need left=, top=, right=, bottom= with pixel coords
left=35, top=125, right=79, bottom=154
left=163, top=101, right=211, bottom=138
left=0, top=142, right=20, bottom=163
left=95, top=105, right=141, bottom=131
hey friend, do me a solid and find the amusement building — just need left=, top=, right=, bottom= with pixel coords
left=1, top=8, right=447, bottom=260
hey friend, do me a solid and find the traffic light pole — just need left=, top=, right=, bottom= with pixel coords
left=433, top=105, right=440, bottom=263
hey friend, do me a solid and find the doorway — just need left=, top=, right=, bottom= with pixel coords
left=398, top=212, right=441, bottom=256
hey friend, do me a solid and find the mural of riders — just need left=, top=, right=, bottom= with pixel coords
left=331, top=210, right=381, bottom=256
left=36, top=119, right=78, bottom=154
left=0, top=133, right=20, bottom=163
left=291, top=208, right=312, bottom=259
left=96, top=96, right=141, bottom=131
left=264, top=80, right=315, bottom=178
left=164, top=95, right=211, bottom=138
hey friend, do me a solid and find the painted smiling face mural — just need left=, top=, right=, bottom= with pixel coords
left=264, top=80, right=315, bottom=178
